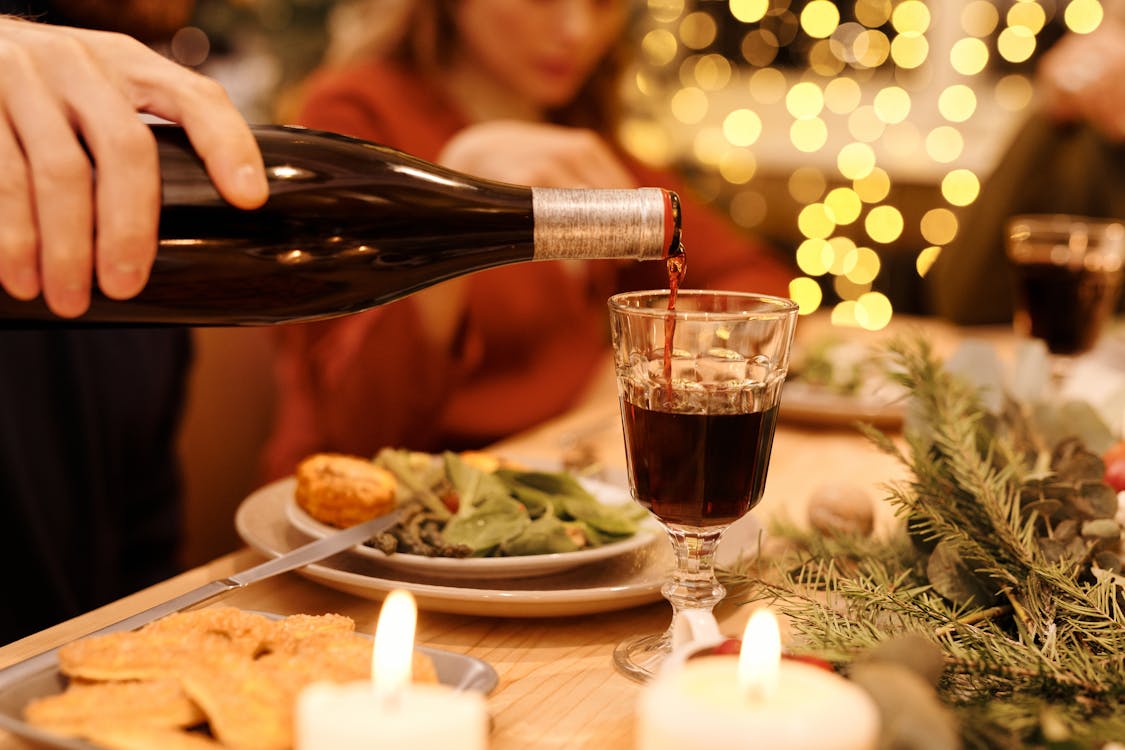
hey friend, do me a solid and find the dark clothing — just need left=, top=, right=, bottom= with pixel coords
left=0, top=328, right=191, bottom=643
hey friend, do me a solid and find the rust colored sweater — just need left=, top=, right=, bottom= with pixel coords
left=260, top=60, right=795, bottom=480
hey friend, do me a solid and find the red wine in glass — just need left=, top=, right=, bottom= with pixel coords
left=622, top=401, right=779, bottom=527
left=1011, top=261, right=1122, bottom=355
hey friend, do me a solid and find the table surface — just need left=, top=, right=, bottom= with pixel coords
left=0, top=316, right=996, bottom=750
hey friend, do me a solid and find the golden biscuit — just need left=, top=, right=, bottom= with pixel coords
left=24, top=679, right=204, bottom=735
left=83, top=725, right=226, bottom=750
left=294, top=453, right=398, bottom=528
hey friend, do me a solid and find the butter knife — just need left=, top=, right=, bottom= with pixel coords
left=0, top=507, right=403, bottom=682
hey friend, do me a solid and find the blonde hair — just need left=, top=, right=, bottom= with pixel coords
left=323, top=0, right=631, bottom=134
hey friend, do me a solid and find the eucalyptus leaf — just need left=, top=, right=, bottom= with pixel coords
left=1072, top=481, right=1118, bottom=519
left=926, top=540, right=996, bottom=608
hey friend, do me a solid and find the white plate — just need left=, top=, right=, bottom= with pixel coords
left=0, top=611, right=497, bottom=750
left=284, top=475, right=659, bottom=579
left=236, top=482, right=762, bottom=618
left=780, top=380, right=906, bottom=429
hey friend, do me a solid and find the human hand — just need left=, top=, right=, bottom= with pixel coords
left=438, top=120, right=637, bottom=189
left=0, top=17, right=268, bottom=318
left=1038, top=17, right=1125, bottom=141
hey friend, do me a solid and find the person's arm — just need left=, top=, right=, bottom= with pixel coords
left=0, top=16, right=267, bottom=317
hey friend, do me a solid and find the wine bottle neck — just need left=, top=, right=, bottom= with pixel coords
left=531, top=187, right=679, bottom=261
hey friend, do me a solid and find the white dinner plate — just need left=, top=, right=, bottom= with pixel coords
left=284, top=475, right=659, bottom=579
left=235, top=481, right=762, bottom=618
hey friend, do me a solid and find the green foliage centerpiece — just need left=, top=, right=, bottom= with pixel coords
left=733, top=338, right=1125, bottom=749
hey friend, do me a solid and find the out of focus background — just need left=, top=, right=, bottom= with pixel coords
left=172, top=0, right=1098, bottom=327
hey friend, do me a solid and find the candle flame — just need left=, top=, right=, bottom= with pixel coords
left=738, top=608, right=781, bottom=701
left=372, top=589, right=417, bottom=699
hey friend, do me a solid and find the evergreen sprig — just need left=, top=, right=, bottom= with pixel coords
left=724, top=337, right=1125, bottom=749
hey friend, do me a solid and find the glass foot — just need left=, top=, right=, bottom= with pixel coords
left=613, top=630, right=672, bottom=683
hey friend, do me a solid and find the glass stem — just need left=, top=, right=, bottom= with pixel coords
left=661, top=525, right=725, bottom=617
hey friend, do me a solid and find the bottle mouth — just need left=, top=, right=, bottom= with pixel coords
left=663, top=190, right=682, bottom=260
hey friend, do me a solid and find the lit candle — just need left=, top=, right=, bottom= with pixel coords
left=295, top=591, right=488, bottom=750
left=637, top=609, right=880, bottom=750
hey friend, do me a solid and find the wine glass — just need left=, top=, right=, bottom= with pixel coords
left=607, top=289, right=798, bottom=683
left=1006, top=214, right=1125, bottom=384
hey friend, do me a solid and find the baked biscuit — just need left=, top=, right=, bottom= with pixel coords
left=24, top=679, right=204, bottom=735
left=294, top=453, right=398, bottom=528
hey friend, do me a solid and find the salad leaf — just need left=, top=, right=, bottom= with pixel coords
left=373, top=448, right=451, bottom=520
left=500, top=513, right=579, bottom=556
left=443, top=451, right=512, bottom=516
left=441, top=495, right=530, bottom=555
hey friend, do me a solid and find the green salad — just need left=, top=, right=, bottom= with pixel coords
left=368, top=448, right=646, bottom=558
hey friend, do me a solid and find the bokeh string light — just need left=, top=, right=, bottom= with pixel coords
left=620, top=0, right=1105, bottom=330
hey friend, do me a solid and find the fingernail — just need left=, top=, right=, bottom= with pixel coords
left=237, top=163, right=269, bottom=203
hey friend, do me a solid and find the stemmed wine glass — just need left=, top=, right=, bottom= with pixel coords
left=607, top=289, right=798, bottom=683
left=1006, top=214, right=1125, bottom=385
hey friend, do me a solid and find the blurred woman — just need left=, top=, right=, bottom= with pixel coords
left=261, top=0, right=796, bottom=478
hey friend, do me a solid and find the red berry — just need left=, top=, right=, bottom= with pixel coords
left=712, top=638, right=742, bottom=656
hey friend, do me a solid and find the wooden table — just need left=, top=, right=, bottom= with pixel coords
left=0, top=317, right=983, bottom=750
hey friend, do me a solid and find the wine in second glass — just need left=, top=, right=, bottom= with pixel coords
left=608, top=290, right=798, bottom=682
left=1006, top=215, right=1125, bottom=363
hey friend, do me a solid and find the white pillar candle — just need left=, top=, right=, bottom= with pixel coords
left=295, top=590, right=488, bottom=750
left=637, top=609, right=880, bottom=750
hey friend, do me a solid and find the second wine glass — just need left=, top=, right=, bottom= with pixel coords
left=608, top=289, right=798, bottom=683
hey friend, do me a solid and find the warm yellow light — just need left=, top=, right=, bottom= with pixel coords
left=790, top=118, right=829, bottom=152
left=865, top=205, right=904, bottom=244
left=920, top=208, right=959, bottom=245
left=786, top=81, right=825, bottom=119
left=855, top=0, right=892, bottom=28
left=749, top=67, right=787, bottom=103
left=730, top=190, right=767, bottom=228
left=642, top=29, right=679, bottom=66
left=789, top=276, right=824, bottom=315
left=680, top=11, right=718, bottom=49
left=825, top=188, right=862, bottom=225
left=798, top=203, right=837, bottom=239
left=723, top=109, right=762, bottom=147
left=995, top=74, right=1034, bottom=111
left=788, top=167, right=827, bottom=203
left=648, top=0, right=685, bottom=24
left=824, top=77, right=862, bottom=114
left=1007, top=2, right=1046, bottom=33
left=373, top=590, right=417, bottom=695
left=741, top=29, right=780, bottom=67
left=796, top=238, right=834, bottom=276
left=835, top=273, right=870, bottom=302
left=892, top=0, right=931, bottom=33
left=671, top=86, right=709, bottom=124
left=809, top=39, right=846, bottom=76
left=691, top=54, right=733, bottom=90
left=890, top=33, right=929, bottom=69
left=837, top=142, right=877, bottom=180
left=692, top=127, right=727, bottom=166
left=846, top=247, right=882, bottom=283
left=853, top=29, right=891, bottom=67
left=961, top=0, right=999, bottom=36
left=916, top=246, right=942, bottom=277
left=855, top=291, right=893, bottom=331
left=729, top=0, right=769, bottom=23
left=925, top=126, right=964, bottom=163
left=619, top=118, right=673, bottom=167
left=941, top=168, right=981, bottom=206
left=1065, top=0, right=1103, bottom=34
left=831, top=300, right=860, bottom=327
left=997, top=25, right=1036, bottom=63
left=950, top=37, right=989, bottom=75
left=854, top=167, right=891, bottom=203
left=828, top=237, right=859, bottom=275
left=848, top=106, right=886, bottom=143
left=873, top=86, right=911, bottom=124
left=938, top=84, right=977, bottom=122
left=718, top=149, right=757, bottom=184
left=801, top=0, right=840, bottom=39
